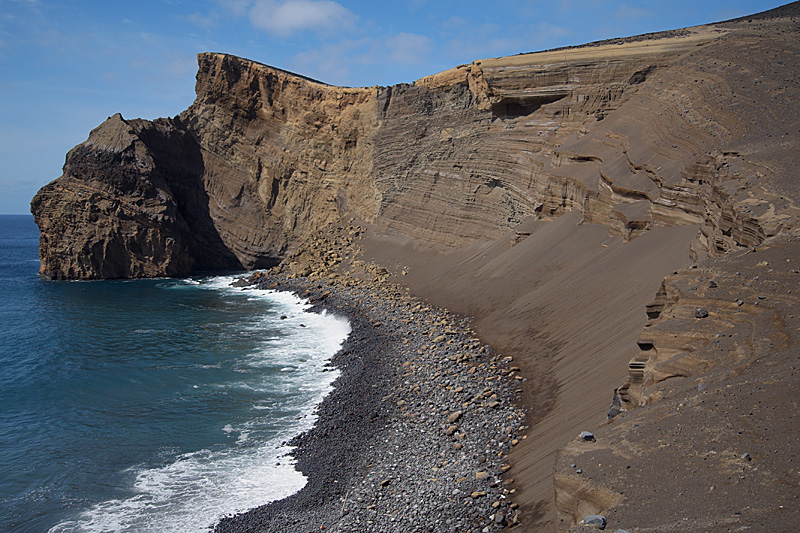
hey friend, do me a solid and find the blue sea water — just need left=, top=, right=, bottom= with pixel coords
left=0, top=215, right=350, bottom=532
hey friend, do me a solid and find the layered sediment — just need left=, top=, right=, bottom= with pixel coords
left=555, top=234, right=800, bottom=531
left=32, top=10, right=799, bottom=279
left=31, top=2, right=800, bottom=531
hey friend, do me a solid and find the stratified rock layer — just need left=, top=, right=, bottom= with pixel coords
left=32, top=9, right=799, bottom=278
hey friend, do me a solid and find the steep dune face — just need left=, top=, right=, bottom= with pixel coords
left=30, top=3, right=800, bottom=531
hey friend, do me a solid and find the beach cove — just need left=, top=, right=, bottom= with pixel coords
left=216, top=271, right=526, bottom=532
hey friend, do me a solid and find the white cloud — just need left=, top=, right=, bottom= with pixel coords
left=386, top=32, right=431, bottom=65
left=217, top=0, right=253, bottom=17
left=248, top=0, right=354, bottom=37
left=186, top=12, right=219, bottom=30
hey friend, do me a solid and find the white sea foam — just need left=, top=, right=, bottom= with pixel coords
left=49, top=275, right=350, bottom=533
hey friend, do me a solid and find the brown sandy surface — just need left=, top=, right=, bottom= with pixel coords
left=360, top=214, right=698, bottom=528
left=358, top=7, right=800, bottom=530
left=556, top=233, right=800, bottom=531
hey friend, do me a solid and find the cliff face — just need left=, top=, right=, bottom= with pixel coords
left=32, top=54, right=380, bottom=278
left=31, top=13, right=799, bottom=278
left=30, top=113, right=240, bottom=279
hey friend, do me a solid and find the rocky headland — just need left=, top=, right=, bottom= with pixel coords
left=31, top=2, right=800, bottom=531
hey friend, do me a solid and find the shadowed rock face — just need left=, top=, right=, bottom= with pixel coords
left=31, top=9, right=800, bottom=278
left=31, top=114, right=243, bottom=279
left=33, top=54, right=380, bottom=279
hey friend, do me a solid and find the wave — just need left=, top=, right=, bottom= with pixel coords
left=48, top=275, right=350, bottom=532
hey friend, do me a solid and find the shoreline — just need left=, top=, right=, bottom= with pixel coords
left=215, top=273, right=526, bottom=532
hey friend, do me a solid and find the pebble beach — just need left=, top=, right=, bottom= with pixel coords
left=215, top=273, right=527, bottom=533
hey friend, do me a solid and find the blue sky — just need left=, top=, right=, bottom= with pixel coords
left=0, top=0, right=786, bottom=214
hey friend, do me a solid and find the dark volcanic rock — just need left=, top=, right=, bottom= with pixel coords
left=31, top=113, right=243, bottom=279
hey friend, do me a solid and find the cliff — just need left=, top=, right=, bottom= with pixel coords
left=32, top=14, right=798, bottom=279
left=31, top=2, right=800, bottom=530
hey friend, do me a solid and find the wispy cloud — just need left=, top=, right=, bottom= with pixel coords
left=248, top=0, right=355, bottom=37
left=217, top=0, right=253, bottom=17
left=386, top=32, right=431, bottom=65
left=291, top=38, right=366, bottom=84
left=289, top=31, right=432, bottom=85
left=441, top=15, right=468, bottom=32
left=186, top=12, right=219, bottom=30
left=164, top=56, right=199, bottom=78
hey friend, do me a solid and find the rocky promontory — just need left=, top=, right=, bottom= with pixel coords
left=31, top=2, right=800, bottom=531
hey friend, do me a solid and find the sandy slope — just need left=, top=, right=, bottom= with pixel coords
left=358, top=5, right=800, bottom=530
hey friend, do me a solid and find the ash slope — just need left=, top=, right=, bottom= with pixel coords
left=31, top=2, right=800, bottom=531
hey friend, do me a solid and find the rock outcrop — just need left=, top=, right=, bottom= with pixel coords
left=32, top=55, right=380, bottom=278
left=30, top=113, right=240, bottom=279
left=32, top=8, right=799, bottom=278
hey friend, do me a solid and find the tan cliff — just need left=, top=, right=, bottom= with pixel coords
left=32, top=13, right=798, bottom=279
left=30, top=2, right=800, bottom=530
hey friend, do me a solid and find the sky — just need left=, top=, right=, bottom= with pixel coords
left=0, top=0, right=787, bottom=214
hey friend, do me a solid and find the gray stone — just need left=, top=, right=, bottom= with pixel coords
left=579, top=431, right=596, bottom=442
left=695, top=308, right=709, bottom=318
left=583, top=514, right=607, bottom=529
left=607, top=388, right=622, bottom=420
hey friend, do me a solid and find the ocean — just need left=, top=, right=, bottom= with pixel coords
left=0, top=214, right=351, bottom=532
